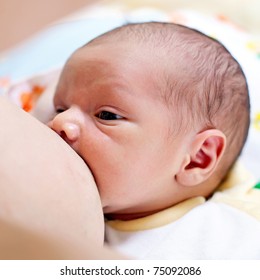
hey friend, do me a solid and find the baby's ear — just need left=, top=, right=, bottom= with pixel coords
left=176, top=129, right=226, bottom=187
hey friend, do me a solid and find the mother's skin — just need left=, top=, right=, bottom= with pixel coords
left=0, top=96, right=120, bottom=259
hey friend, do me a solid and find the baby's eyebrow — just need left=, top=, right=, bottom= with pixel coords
left=94, top=79, right=133, bottom=98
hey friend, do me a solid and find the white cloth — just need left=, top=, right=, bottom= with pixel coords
left=106, top=201, right=260, bottom=259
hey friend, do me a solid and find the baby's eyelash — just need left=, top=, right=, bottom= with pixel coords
left=55, top=107, right=65, bottom=114
left=97, top=111, right=123, bottom=120
left=56, top=109, right=64, bottom=114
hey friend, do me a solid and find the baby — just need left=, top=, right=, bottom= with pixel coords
left=47, top=22, right=249, bottom=221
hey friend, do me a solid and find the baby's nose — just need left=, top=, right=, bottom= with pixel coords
left=48, top=111, right=81, bottom=145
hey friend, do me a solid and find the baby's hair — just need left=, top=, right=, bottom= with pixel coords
left=85, top=22, right=250, bottom=184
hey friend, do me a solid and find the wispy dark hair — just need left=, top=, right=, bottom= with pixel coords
left=84, top=22, right=250, bottom=181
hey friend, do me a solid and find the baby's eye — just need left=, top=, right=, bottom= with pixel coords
left=55, top=107, right=65, bottom=114
left=97, top=111, right=123, bottom=120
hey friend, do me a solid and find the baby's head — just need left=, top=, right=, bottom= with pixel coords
left=49, top=22, right=249, bottom=219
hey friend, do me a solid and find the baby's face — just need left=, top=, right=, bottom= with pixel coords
left=49, top=41, right=189, bottom=216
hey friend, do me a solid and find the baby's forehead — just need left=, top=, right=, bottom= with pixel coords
left=59, top=45, right=175, bottom=109
left=69, top=41, right=167, bottom=79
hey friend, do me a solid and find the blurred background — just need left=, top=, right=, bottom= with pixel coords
left=106, top=0, right=260, bottom=33
left=1, top=0, right=260, bottom=52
